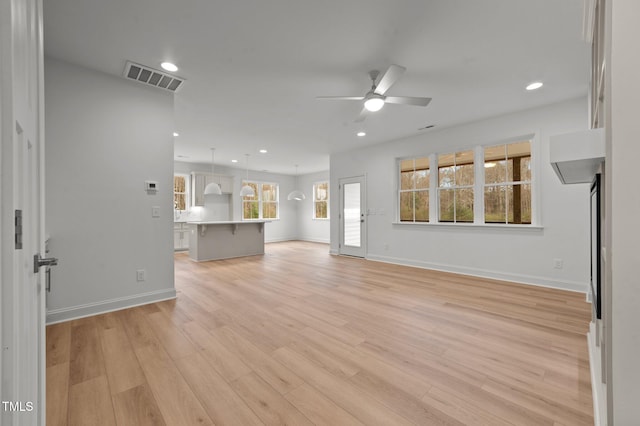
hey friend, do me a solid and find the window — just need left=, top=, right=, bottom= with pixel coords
left=438, top=150, right=474, bottom=222
left=484, top=141, right=531, bottom=224
left=398, top=140, right=534, bottom=226
left=242, top=181, right=279, bottom=220
left=399, top=157, right=430, bottom=222
left=313, top=182, right=329, bottom=219
left=174, top=174, right=188, bottom=211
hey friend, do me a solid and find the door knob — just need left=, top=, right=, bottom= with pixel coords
left=34, top=254, right=58, bottom=273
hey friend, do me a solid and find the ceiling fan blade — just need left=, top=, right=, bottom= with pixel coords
left=354, top=107, right=368, bottom=122
left=374, top=64, right=406, bottom=95
left=385, top=96, right=432, bottom=107
left=316, top=96, right=364, bottom=101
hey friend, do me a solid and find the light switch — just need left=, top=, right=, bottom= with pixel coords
left=152, top=206, right=160, bottom=218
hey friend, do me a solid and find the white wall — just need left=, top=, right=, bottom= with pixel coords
left=174, top=161, right=299, bottom=242
left=45, top=58, right=176, bottom=323
left=297, top=170, right=330, bottom=244
left=330, top=97, right=590, bottom=291
left=609, top=0, right=640, bottom=422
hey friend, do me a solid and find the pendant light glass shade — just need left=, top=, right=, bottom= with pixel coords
left=204, top=148, right=222, bottom=195
left=240, top=154, right=255, bottom=197
left=287, top=165, right=306, bottom=201
left=287, top=190, right=306, bottom=201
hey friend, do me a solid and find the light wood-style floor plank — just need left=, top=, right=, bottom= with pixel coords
left=68, top=375, right=116, bottom=426
left=68, top=319, right=106, bottom=385
left=134, top=345, right=214, bottom=426
left=45, top=362, right=69, bottom=426
left=230, top=372, right=314, bottom=426
left=174, top=352, right=265, bottom=426
left=99, top=325, right=146, bottom=395
left=112, top=384, right=166, bottom=426
left=46, top=241, right=592, bottom=425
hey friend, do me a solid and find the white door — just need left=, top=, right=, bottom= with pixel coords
left=339, top=176, right=366, bottom=257
left=1, top=0, right=47, bottom=424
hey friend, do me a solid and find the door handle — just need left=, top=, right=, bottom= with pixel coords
left=34, top=254, right=58, bottom=273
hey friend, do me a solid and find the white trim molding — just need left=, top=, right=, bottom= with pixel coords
left=366, top=254, right=589, bottom=293
left=46, top=288, right=177, bottom=324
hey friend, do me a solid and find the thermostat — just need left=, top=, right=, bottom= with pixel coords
left=145, top=181, right=158, bottom=193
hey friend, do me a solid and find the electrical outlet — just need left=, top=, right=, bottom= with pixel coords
left=384, top=243, right=389, bottom=251
left=553, top=258, right=563, bottom=269
left=136, top=269, right=146, bottom=282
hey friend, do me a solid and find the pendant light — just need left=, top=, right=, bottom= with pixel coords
left=239, top=154, right=255, bottom=197
left=287, top=165, right=306, bottom=201
left=204, top=148, right=222, bottom=195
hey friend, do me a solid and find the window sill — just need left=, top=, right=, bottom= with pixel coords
left=391, top=221, right=543, bottom=231
left=312, top=218, right=330, bottom=221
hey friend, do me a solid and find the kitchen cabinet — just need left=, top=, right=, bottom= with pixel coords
left=174, top=222, right=189, bottom=251
left=191, top=172, right=234, bottom=206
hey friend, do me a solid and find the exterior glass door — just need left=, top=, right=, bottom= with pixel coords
left=339, top=176, right=365, bottom=257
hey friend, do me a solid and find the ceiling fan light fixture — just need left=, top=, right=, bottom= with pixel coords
left=526, top=81, right=543, bottom=91
left=364, top=96, right=385, bottom=112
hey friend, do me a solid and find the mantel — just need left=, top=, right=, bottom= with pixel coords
left=550, top=128, right=605, bottom=184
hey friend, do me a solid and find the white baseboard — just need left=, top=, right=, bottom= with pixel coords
left=46, top=288, right=177, bottom=324
left=265, top=236, right=298, bottom=243
left=298, top=237, right=330, bottom=244
left=365, top=253, right=588, bottom=293
left=588, top=323, right=606, bottom=426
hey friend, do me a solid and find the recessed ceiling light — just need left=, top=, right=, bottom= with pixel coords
left=161, top=62, right=178, bottom=72
left=526, top=81, right=543, bottom=91
left=231, top=159, right=238, bottom=163
left=357, top=131, right=366, bottom=137
left=173, top=132, right=179, bottom=137
left=259, top=149, right=268, bottom=154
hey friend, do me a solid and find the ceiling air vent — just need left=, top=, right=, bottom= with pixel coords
left=123, top=61, right=185, bottom=93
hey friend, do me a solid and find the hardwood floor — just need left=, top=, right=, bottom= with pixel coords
left=46, top=241, right=593, bottom=425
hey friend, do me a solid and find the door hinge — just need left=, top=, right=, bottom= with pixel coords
left=15, top=210, right=23, bottom=249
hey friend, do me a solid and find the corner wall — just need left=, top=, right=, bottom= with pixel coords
left=45, top=58, right=176, bottom=323
left=297, top=170, right=330, bottom=244
left=330, top=97, right=590, bottom=291
left=609, top=0, right=640, bottom=421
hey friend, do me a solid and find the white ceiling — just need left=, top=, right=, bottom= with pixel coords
left=43, top=0, right=589, bottom=175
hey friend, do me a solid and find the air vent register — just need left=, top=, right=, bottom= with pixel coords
left=123, top=61, right=185, bottom=93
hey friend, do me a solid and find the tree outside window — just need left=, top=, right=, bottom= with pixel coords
left=174, top=175, right=188, bottom=211
left=399, top=157, right=429, bottom=222
left=313, top=182, right=329, bottom=219
left=484, top=141, right=531, bottom=224
left=438, top=151, right=474, bottom=223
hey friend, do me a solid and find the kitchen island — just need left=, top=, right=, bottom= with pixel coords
left=187, top=221, right=267, bottom=262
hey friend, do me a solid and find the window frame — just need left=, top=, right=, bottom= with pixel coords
left=483, top=142, right=532, bottom=225
left=437, top=150, right=475, bottom=223
left=398, top=157, right=430, bottom=223
left=242, top=180, right=280, bottom=221
left=396, top=136, right=538, bottom=227
left=313, top=181, right=330, bottom=220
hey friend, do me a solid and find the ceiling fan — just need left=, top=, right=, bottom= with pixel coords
left=317, top=64, right=432, bottom=122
